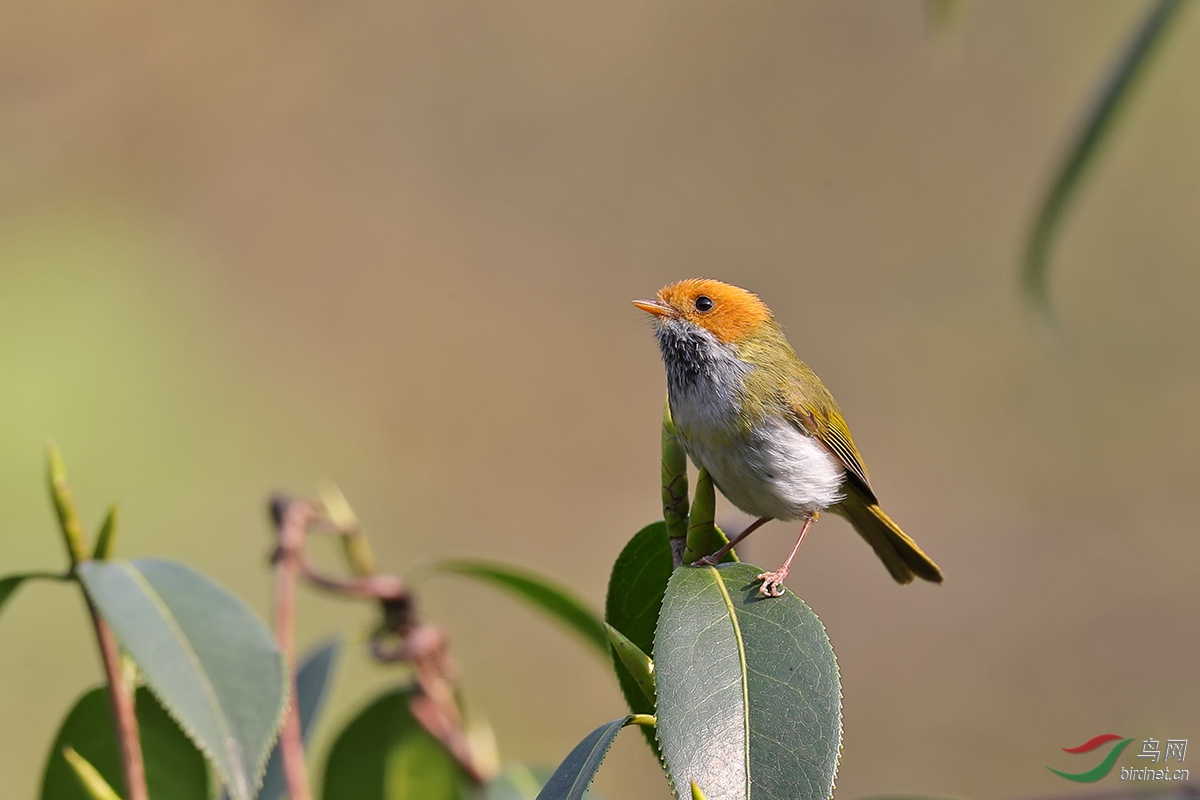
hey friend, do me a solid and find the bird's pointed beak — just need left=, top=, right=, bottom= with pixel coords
left=632, top=298, right=674, bottom=318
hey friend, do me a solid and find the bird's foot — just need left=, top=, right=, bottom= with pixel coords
left=691, top=554, right=721, bottom=567
left=755, top=569, right=789, bottom=598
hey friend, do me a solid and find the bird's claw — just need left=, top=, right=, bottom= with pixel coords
left=755, top=571, right=787, bottom=598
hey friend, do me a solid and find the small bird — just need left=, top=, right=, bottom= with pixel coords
left=634, top=278, right=943, bottom=596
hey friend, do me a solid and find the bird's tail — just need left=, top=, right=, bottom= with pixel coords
left=834, top=494, right=943, bottom=585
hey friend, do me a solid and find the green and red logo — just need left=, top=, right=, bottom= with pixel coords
left=1047, top=734, right=1135, bottom=783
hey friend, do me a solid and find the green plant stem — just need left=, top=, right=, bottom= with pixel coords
left=662, top=401, right=690, bottom=567
left=270, top=497, right=316, bottom=800
left=683, top=468, right=717, bottom=564
left=48, top=446, right=147, bottom=800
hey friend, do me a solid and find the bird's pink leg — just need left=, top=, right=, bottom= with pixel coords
left=691, top=516, right=772, bottom=567
left=757, top=513, right=818, bottom=597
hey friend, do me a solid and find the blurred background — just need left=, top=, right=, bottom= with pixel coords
left=2, top=1, right=1198, bottom=797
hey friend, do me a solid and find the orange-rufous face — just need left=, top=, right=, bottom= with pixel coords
left=633, top=278, right=771, bottom=344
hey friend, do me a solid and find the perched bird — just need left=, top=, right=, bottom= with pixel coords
left=634, top=278, right=943, bottom=596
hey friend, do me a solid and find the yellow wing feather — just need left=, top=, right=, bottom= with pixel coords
left=733, top=320, right=877, bottom=502
left=778, top=357, right=877, bottom=504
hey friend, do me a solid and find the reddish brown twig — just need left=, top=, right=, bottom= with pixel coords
left=48, top=445, right=148, bottom=800
left=366, top=621, right=486, bottom=782
left=270, top=491, right=491, bottom=785
left=88, top=603, right=148, bottom=800
left=404, top=628, right=487, bottom=783
left=268, top=497, right=315, bottom=800
left=299, top=563, right=407, bottom=604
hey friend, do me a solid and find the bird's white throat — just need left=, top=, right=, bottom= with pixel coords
left=657, top=319, right=845, bottom=521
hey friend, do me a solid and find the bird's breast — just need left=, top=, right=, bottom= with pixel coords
left=681, top=415, right=845, bottom=521
left=671, top=386, right=845, bottom=521
left=656, top=318, right=845, bottom=519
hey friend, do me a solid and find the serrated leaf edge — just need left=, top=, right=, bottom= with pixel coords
left=135, top=560, right=290, bottom=798
left=571, top=717, right=627, bottom=799
left=539, top=716, right=633, bottom=800
left=102, top=563, right=249, bottom=798
left=80, top=561, right=288, bottom=800
left=651, top=572, right=677, bottom=799
left=654, top=564, right=844, bottom=800
left=818, top=601, right=844, bottom=798
left=138, top=644, right=288, bottom=800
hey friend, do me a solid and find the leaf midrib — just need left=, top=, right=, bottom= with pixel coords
left=709, top=567, right=750, bottom=797
left=566, top=718, right=622, bottom=799
left=116, top=562, right=248, bottom=799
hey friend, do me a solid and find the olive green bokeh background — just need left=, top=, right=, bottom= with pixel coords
left=2, top=2, right=1198, bottom=797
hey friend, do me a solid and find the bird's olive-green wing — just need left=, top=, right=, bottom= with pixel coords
left=733, top=322, right=877, bottom=502
left=779, top=366, right=878, bottom=504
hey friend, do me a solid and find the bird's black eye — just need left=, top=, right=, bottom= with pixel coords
left=695, top=295, right=714, bottom=312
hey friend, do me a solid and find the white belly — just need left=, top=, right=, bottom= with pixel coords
left=659, top=321, right=845, bottom=521
left=680, top=415, right=845, bottom=521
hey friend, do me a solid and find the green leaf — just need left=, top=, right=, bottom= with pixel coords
left=46, top=442, right=89, bottom=565
left=690, top=782, right=710, bottom=800
left=255, top=636, right=343, bottom=800
left=77, top=559, right=287, bottom=800
left=482, top=764, right=602, bottom=800
left=0, top=571, right=62, bottom=620
left=602, top=623, right=655, bottom=703
left=62, top=748, right=124, bottom=800
left=316, top=482, right=377, bottom=577
left=604, top=522, right=738, bottom=751
left=653, top=562, right=842, bottom=800
left=534, top=716, right=646, bottom=800
left=0, top=574, right=26, bottom=615
left=321, top=686, right=470, bottom=800
left=40, top=686, right=209, bottom=800
left=604, top=523, right=672, bottom=739
left=1022, top=0, right=1185, bottom=329
left=422, top=559, right=607, bottom=657
left=92, top=506, right=119, bottom=560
